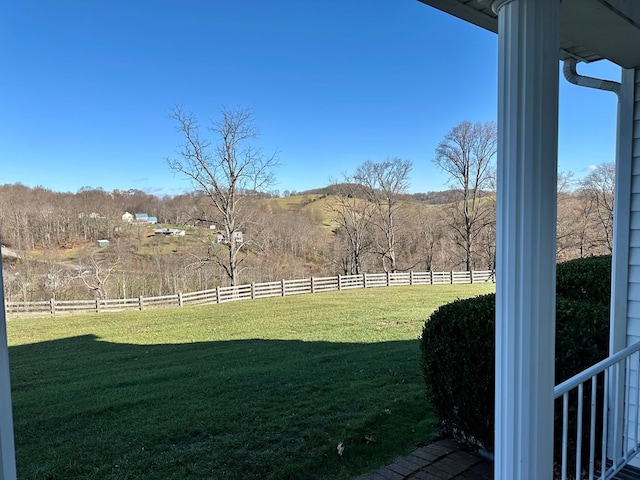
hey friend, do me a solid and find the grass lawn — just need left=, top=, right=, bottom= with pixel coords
left=7, top=283, right=494, bottom=479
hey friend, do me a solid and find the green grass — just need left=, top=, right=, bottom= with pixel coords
left=7, top=284, right=494, bottom=479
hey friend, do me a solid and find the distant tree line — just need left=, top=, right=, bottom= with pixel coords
left=0, top=116, right=614, bottom=303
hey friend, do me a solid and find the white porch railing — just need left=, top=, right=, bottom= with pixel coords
left=554, top=341, right=640, bottom=480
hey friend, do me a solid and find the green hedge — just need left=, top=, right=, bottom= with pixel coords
left=420, top=293, right=495, bottom=446
left=420, top=255, right=611, bottom=451
left=556, top=254, right=611, bottom=306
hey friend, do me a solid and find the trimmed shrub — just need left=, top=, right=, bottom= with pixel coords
left=556, top=255, right=611, bottom=306
left=420, top=255, right=611, bottom=452
left=555, top=296, right=609, bottom=383
left=420, top=293, right=495, bottom=447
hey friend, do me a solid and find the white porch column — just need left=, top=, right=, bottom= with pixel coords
left=610, top=67, right=638, bottom=351
left=0, top=253, right=16, bottom=480
left=612, top=67, right=640, bottom=467
left=494, top=0, right=559, bottom=478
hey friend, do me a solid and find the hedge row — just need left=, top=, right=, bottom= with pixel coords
left=419, top=255, right=611, bottom=452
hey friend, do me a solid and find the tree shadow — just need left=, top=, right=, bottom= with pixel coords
left=10, top=335, right=430, bottom=480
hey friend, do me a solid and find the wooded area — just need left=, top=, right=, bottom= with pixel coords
left=0, top=115, right=614, bottom=304
left=0, top=163, right=612, bottom=304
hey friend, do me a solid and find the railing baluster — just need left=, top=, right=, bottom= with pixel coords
left=577, top=383, right=584, bottom=479
left=635, top=351, right=640, bottom=456
left=562, top=392, right=569, bottom=480
left=590, top=374, right=597, bottom=480
left=623, top=355, right=632, bottom=462
left=602, top=368, right=609, bottom=479
left=612, top=361, right=621, bottom=470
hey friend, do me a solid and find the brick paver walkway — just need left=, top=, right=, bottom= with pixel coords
left=356, top=438, right=640, bottom=480
left=356, top=439, right=492, bottom=480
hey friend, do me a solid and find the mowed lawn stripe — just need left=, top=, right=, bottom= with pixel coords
left=7, top=284, right=494, bottom=480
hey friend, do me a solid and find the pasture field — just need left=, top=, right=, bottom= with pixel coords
left=7, top=283, right=494, bottom=479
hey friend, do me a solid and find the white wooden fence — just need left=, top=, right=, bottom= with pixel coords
left=5, top=270, right=495, bottom=318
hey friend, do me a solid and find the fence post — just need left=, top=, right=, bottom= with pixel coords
left=251, top=283, right=255, bottom=300
left=430, top=271, right=433, bottom=285
left=470, top=270, right=474, bottom=284
left=95, top=299, right=100, bottom=313
left=178, top=292, right=183, bottom=307
left=138, top=296, right=144, bottom=311
left=363, top=273, right=367, bottom=288
left=450, top=271, right=454, bottom=285
left=410, top=271, right=414, bottom=286
left=215, top=286, right=220, bottom=304
left=386, top=271, right=390, bottom=287
left=281, top=279, right=286, bottom=297
left=49, top=298, right=55, bottom=317
left=310, top=277, right=315, bottom=294
left=337, top=275, right=342, bottom=291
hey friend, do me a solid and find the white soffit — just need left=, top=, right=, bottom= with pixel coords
left=417, top=0, right=640, bottom=68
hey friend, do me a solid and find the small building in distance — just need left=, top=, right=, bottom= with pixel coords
left=215, top=231, right=243, bottom=244
left=153, top=228, right=186, bottom=237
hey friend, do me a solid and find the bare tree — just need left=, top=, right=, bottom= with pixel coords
left=75, top=250, right=119, bottom=300
left=353, top=157, right=412, bottom=272
left=555, top=169, right=603, bottom=260
left=327, top=182, right=376, bottom=274
left=578, top=162, right=615, bottom=253
left=556, top=171, right=577, bottom=258
left=414, top=206, right=446, bottom=271
left=434, top=121, right=497, bottom=271
left=168, top=105, right=279, bottom=285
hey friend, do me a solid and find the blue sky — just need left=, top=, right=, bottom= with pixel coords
left=0, top=0, right=621, bottom=196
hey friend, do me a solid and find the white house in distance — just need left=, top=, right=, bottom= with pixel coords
left=121, top=212, right=158, bottom=224
left=416, top=0, right=640, bottom=478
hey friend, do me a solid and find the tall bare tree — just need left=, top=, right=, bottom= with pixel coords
left=434, top=120, right=497, bottom=271
left=327, top=182, right=376, bottom=275
left=168, top=105, right=279, bottom=285
left=414, top=206, right=446, bottom=271
left=556, top=171, right=579, bottom=258
left=353, top=157, right=412, bottom=272
left=578, top=162, right=615, bottom=253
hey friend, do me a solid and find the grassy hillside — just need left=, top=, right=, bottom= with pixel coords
left=265, top=192, right=449, bottom=232
left=267, top=193, right=338, bottom=229
left=7, top=283, right=494, bottom=479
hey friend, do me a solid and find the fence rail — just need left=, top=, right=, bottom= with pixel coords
left=5, top=269, right=495, bottom=318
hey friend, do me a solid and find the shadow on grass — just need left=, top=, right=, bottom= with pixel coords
left=10, top=335, right=432, bottom=480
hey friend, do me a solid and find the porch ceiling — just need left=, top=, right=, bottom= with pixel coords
left=417, top=0, right=640, bottom=68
